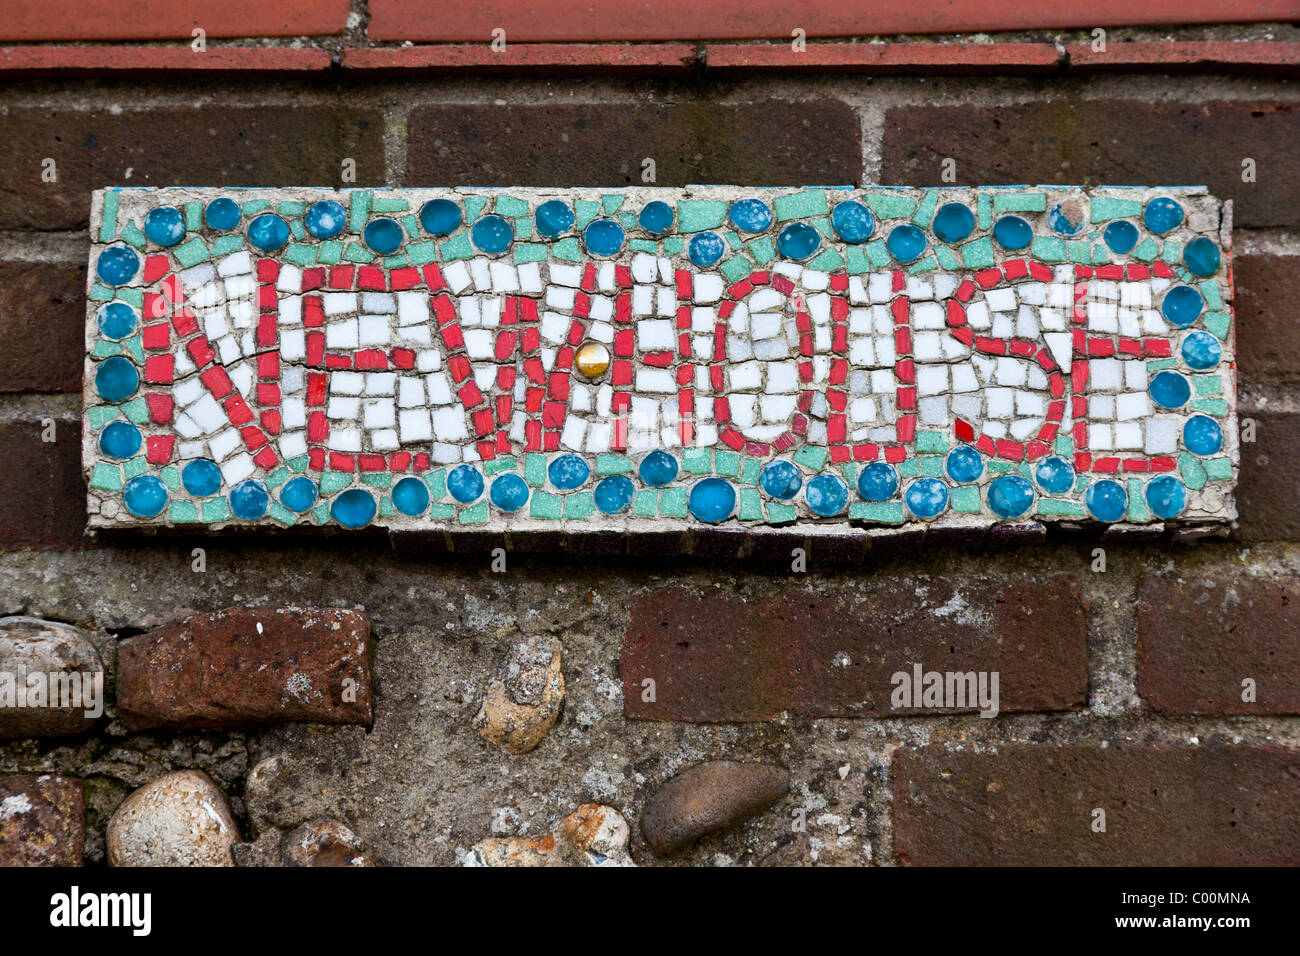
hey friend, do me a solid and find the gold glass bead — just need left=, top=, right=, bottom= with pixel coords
left=575, top=342, right=611, bottom=378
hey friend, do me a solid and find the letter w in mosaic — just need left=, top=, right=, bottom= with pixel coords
left=84, top=187, right=1237, bottom=534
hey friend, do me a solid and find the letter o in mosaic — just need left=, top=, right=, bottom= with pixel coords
left=805, top=474, right=848, bottom=517
left=304, top=200, right=347, bottom=239
left=1034, top=455, right=1075, bottom=495
left=1181, top=330, right=1221, bottom=370
left=1161, top=286, right=1204, bottom=328
left=1183, top=237, right=1221, bottom=278
left=728, top=198, right=773, bottom=233
left=688, top=231, right=726, bottom=267
left=548, top=453, right=590, bottom=490
left=1149, top=370, right=1191, bottom=409
left=945, top=445, right=983, bottom=483
left=97, top=302, right=137, bottom=340
left=1085, top=478, right=1128, bottom=523
left=905, top=478, right=949, bottom=519
left=886, top=224, right=926, bottom=263
left=98, top=421, right=141, bottom=459
left=1183, top=414, right=1223, bottom=456
left=988, top=474, right=1036, bottom=519
left=123, top=475, right=168, bottom=518
left=759, top=460, right=802, bottom=500
left=96, top=245, right=139, bottom=286
left=1145, top=475, right=1187, bottom=519
left=419, top=198, right=463, bottom=237
left=331, top=488, right=377, bottom=528
left=279, top=475, right=318, bottom=512
left=144, top=206, right=186, bottom=247
left=490, top=473, right=530, bottom=512
left=182, top=458, right=223, bottom=497
left=204, top=197, right=241, bottom=232
left=583, top=218, right=625, bottom=257
left=363, top=217, right=405, bottom=255
left=1143, top=197, right=1184, bottom=235
left=688, top=477, right=736, bottom=523
left=248, top=213, right=290, bottom=252
left=777, top=222, right=821, bottom=261
left=931, top=202, right=974, bottom=244
left=391, top=476, right=430, bottom=516
left=94, top=356, right=139, bottom=403
left=535, top=200, right=575, bottom=239
left=638, top=449, right=678, bottom=487
left=857, top=462, right=899, bottom=501
left=638, top=201, right=675, bottom=236
left=593, top=475, right=635, bottom=514
left=1103, top=220, right=1139, bottom=255
left=831, top=200, right=875, bottom=244
left=229, top=479, right=270, bottom=521
left=992, top=215, right=1032, bottom=251
left=471, top=215, right=513, bottom=255
left=1047, top=202, right=1086, bottom=237
left=447, top=464, right=485, bottom=502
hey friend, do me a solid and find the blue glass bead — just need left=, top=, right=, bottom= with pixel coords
left=304, top=200, right=347, bottom=239
left=278, top=475, right=318, bottom=512
left=593, top=475, right=635, bottom=514
left=204, top=198, right=241, bottom=232
left=805, top=474, right=848, bottom=517
left=471, top=215, right=513, bottom=254
left=331, top=488, right=376, bottom=528
left=99, top=421, right=141, bottom=459
left=992, top=215, right=1032, bottom=250
left=420, top=198, right=463, bottom=236
left=1103, top=220, right=1139, bottom=255
left=759, top=460, right=802, bottom=499
left=583, top=218, right=625, bottom=257
left=988, top=474, right=1035, bottom=519
left=1144, top=197, right=1183, bottom=235
left=548, top=453, right=590, bottom=490
left=144, top=206, right=185, bottom=247
left=688, top=477, right=735, bottom=523
left=688, top=231, right=726, bottom=267
left=391, top=476, right=430, bottom=516
left=248, top=213, right=289, bottom=251
left=945, top=445, right=983, bottom=483
left=1145, top=475, right=1187, bottom=519
left=182, top=458, right=222, bottom=497
left=830, top=200, right=874, bottom=244
left=638, top=201, right=674, bottom=235
left=1047, top=202, right=1085, bottom=237
left=447, top=464, right=485, bottom=503
left=886, top=223, right=927, bottom=263
left=905, top=478, right=949, bottom=519
left=776, top=222, right=821, bottom=261
left=1162, top=286, right=1204, bottom=328
left=1085, top=479, right=1128, bottom=522
left=490, top=473, right=530, bottom=512
left=728, top=198, right=773, bottom=233
left=1183, top=237, right=1221, bottom=277
left=363, top=217, right=405, bottom=255
left=1035, top=456, right=1075, bottom=495
left=229, top=479, right=270, bottom=520
left=1149, top=370, right=1191, bottom=409
left=1183, top=415, right=1223, bottom=456
left=1181, top=331, right=1221, bottom=370
left=94, top=356, right=139, bottom=402
left=123, top=475, right=168, bottom=518
left=535, top=200, right=575, bottom=238
left=96, top=245, right=139, bottom=286
left=96, top=302, right=137, bottom=340
left=638, top=450, right=678, bottom=487
left=931, top=202, right=974, bottom=244
left=857, top=462, right=899, bottom=501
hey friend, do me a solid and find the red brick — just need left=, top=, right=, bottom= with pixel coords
left=0, top=259, right=85, bottom=392
left=1235, top=410, right=1300, bottom=542
left=116, top=607, right=373, bottom=731
left=1066, top=41, right=1300, bottom=76
left=0, top=419, right=86, bottom=549
left=0, top=0, right=348, bottom=41
left=705, top=41, right=1059, bottom=75
left=894, top=745, right=1300, bottom=865
left=342, top=43, right=696, bottom=74
left=880, top=100, right=1299, bottom=229
left=620, top=576, right=1086, bottom=721
left=0, top=774, right=84, bottom=866
left=1234, top=254, right=1300, bottom=385
left=0, top=46, right=333, bottom=73
left=1138, top=571, right=1299, bottom=715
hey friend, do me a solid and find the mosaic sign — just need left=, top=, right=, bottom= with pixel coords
left=84, top=186, right=1237, bottom=533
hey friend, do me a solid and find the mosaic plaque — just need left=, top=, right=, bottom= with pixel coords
left=83, top=187, right=1237, bottom=533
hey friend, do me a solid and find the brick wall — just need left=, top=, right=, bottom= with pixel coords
left=0, top=7, right=1298, bottom=866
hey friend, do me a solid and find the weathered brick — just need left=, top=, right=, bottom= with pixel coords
left=0, top=774, right=84, bottom=866
left=894, top=745, right=1300, bottom=865
left=621, top=575, right=1087, bottom=720
left=405, top=101, right=861, bottom=187
left=116, top=607, right=373, bottom=731
left=1235, top=254, right=1300, bottom=385
left=0, top=259, right=85, bottom=392
left=1138, top=570, right=1299, bottom=714
left=880, top=101, right=1298, bottom=228
left=1235, top=410, right=1300, bottom=542
left=0, top=107, right=385, bottom=231
left=0, top=0, right=348, bottom=41
left=0, top=418, right=86, bottom=549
